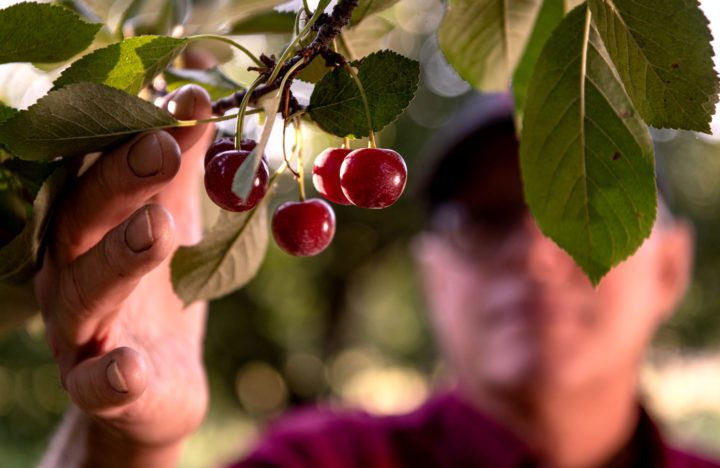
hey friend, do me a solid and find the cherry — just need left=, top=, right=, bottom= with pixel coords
left=272, top=199, right=335, bottom=256
left=204, top=150, right=269, bottom=212
left=204, top=137, right=258, bottom=168
left=312, top=147, right=352, bottom=205
left=340, top=148, right=407, bottom=209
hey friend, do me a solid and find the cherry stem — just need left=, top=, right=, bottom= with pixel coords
left=211, top=0, right=359, bottom=117
left=266, top=3, right=326, bottom=86
left=286, top=110, right=306, bottom=122
left=343, top=137, right=350, bottom=149
left=342, top=63, right=376, bottom=148
left=235, top=161, right=291, bottom=237
left=293, top=8, right=303, bottom=36
left=188, top=35, right=264, bottom=68
left=294, top=117, right=306, bottom=201
left=235, top=76, right=265, bottom=150
left=282, top=118, right=300, bottom=178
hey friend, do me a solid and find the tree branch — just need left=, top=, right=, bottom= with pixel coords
left=211, top=0, right=359, bottom=117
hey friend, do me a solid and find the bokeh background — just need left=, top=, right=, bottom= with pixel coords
left=1, top=0, right=720, bottom=466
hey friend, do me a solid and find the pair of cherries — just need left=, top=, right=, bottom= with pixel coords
left=203, top=138, right=407, bottom=257
left=311, top=147, right=408, bottom=209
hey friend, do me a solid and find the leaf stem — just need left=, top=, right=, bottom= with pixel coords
left=337, top=33, right=355, bottom=61
left=342, top=63, right=376, bottom=147
left=189, top=34, right=264, bottom=67
left=176, top=109, right=261, bottom=127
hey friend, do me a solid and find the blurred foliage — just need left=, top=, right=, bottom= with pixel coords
left=0, top=0, right=719, bottom=466
left=655, top=131, right=720, bottom=349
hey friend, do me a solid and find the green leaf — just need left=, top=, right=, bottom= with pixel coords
left=117, top=0, right=147, bottom=33
left=438, top=0, right=544, bottom=92
left=297, top=55, right=330, bottom=84
left=308, top=50, right=420, bottom=138
left=513, top=0, right=565, bottom=129
left=233, top=91, right=282, bottom=200
left=230, top=10, right=295, bottom=35
left=588, top=0, right=719, bottom=132
left=171, top=205, right=269, bottom=306
left=343, top=16, right=394, bottom=59
left=128, top=0, right=189, bottom=36
left=164, top=67, right=242, bottom=101
left=1, top=159, right=61, bottom=199
left=0, top=2, right=100, bottom=64
left=351, top=0, right=400, bottom=25
left=520, top=5, right=656, bottom=285
left=0, top=83, right=178, bottom=161
left=53, top=36, right=188, bottom=95
left=0, top=104, right=17, bottom=125
left=0, top=164, right=69, bottom=282
left=197, top=0, right=287, bottom=31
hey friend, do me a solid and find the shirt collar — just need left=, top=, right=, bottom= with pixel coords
left=434, top=390, right=672, bottom=468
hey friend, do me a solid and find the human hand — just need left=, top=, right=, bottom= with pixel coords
left=35, top=85, right=215, bottom=467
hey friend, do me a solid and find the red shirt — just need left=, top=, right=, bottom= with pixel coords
left=231, top=392, right=720, bottom=468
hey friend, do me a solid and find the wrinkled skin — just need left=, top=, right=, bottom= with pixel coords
left=35, top=85, right=214, bottom=464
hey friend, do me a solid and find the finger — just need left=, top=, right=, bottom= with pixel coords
left=162, top=84, right=213, bottom=154
left=64, top=347, right=148, bottom=414
left=154, top=121, right=215, bottom=246
left=58, top=205, right=174, bottom=343
left=156, top=85, right=215, bottom=246
left=54, top=131, right=180, bottom=264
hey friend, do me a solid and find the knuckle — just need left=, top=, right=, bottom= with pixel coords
left=54, top=206, right=86, bottom=260
left=102, top=229, right=130, bottom=278
left=59, top=263, right=92, bottom=319
left=95, top=155, right=119, bottom=201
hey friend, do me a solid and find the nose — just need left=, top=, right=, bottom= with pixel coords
left=518, top=213, right=579, bottom=284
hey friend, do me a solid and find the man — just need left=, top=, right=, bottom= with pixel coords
left=38, top=86, right=718, bottom=467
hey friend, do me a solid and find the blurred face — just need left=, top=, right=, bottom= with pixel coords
left=415, top=137, right=692, bottom=399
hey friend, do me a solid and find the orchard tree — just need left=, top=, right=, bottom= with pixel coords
left=0, top=0, right=717, bottom=312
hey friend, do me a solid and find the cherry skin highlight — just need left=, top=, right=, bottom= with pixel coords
left=340, top=148, right=407, bottom=209
left=272, top=199, right=336, bottom=256
left=204, top=150, right=269, bottom=212
left=204, top=137, right=258, bottom=168
left=312, top=147, right=352, bottom=205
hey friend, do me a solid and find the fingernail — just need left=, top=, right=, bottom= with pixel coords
left=128, top=133, right=163, bottom=177
left=125, top=208, right=154, bottom=253
left=166, top=86, right=197, bottom=120
left=107, top=360, right=129, bottom=393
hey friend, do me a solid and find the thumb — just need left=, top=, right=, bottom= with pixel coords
left=162, top=84, right=214, bottom=153
left=64, top=347, right=148, bottom=414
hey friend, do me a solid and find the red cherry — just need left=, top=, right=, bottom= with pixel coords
left=340, top=148, right=407, bottom=208
left=312, top=147, right=352, bottom=205
left=204, top=150, right=269, bottom=212
left=204, top=137, right=258, bottom=168
left=272, top=199, right=335, bottom=256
